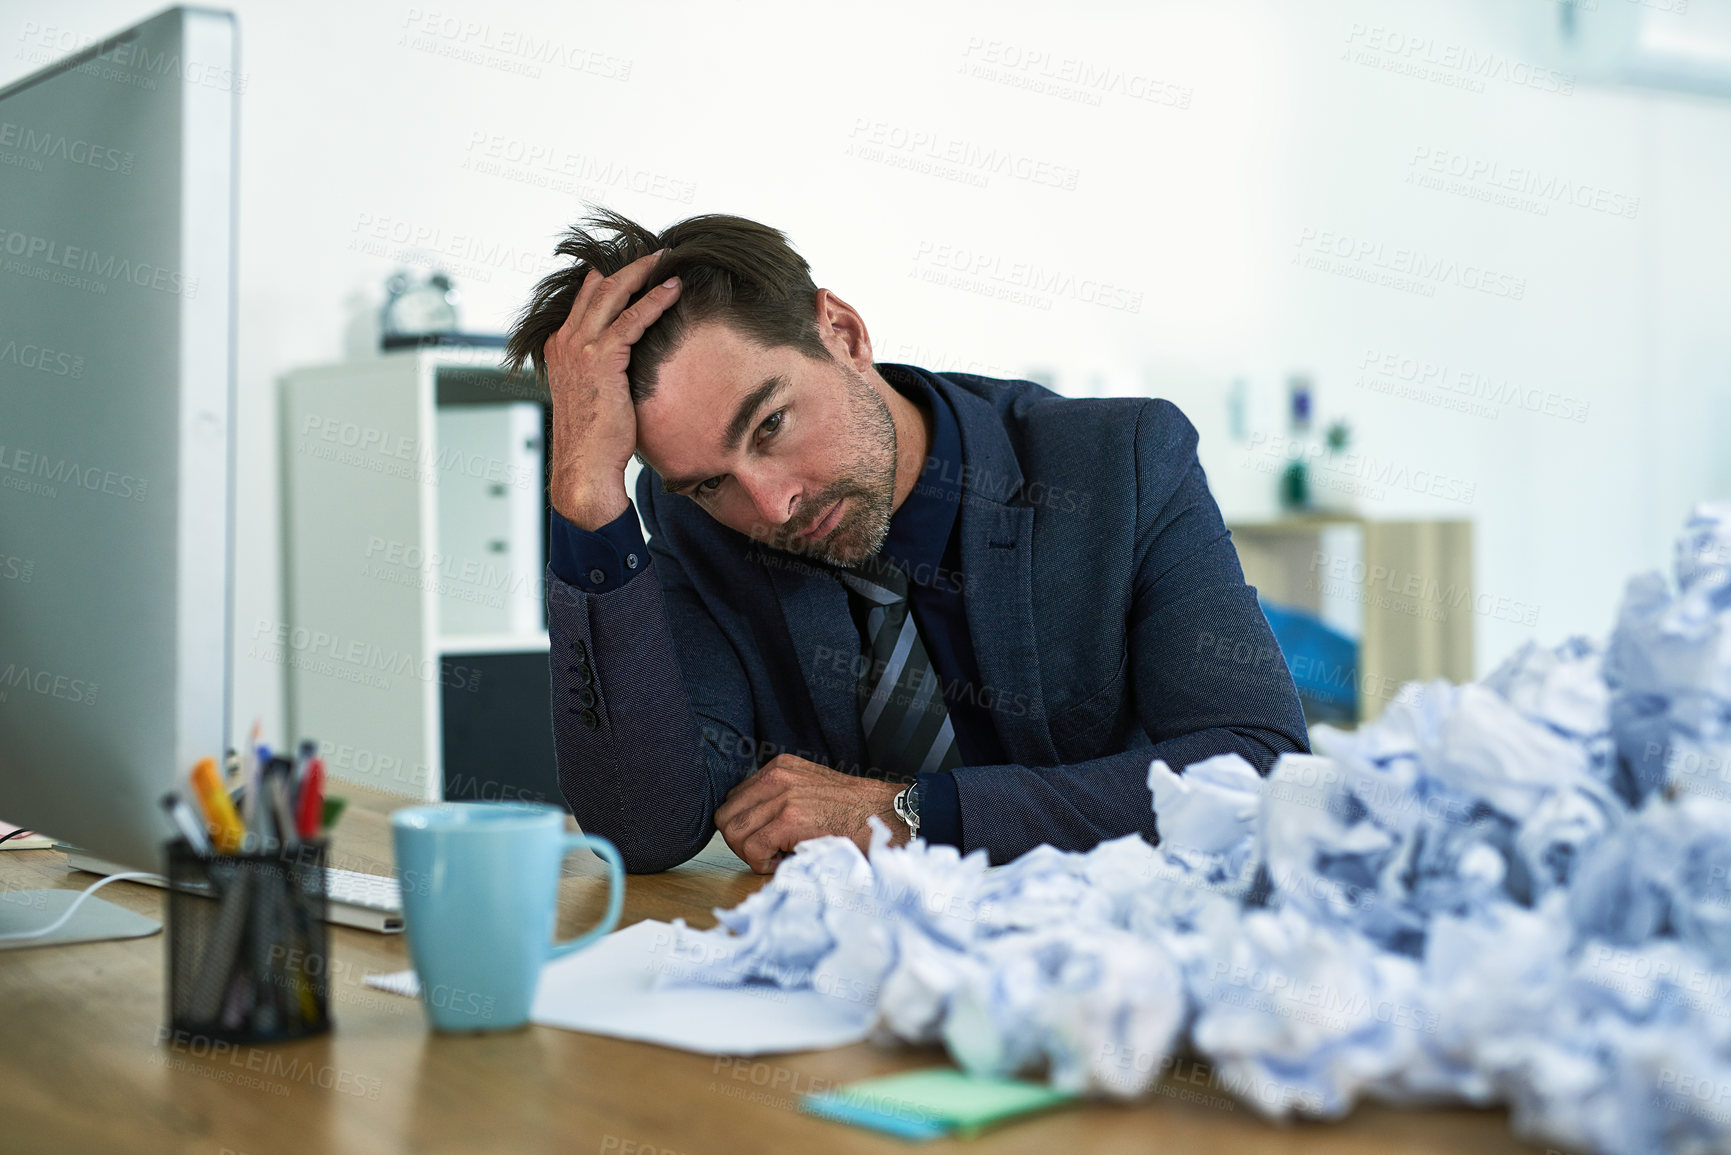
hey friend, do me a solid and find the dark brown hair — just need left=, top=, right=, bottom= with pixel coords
left=504, top=206, right=831, bottom=400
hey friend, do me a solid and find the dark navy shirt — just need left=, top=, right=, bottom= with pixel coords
left=546, top=363, right=1002, bottom=847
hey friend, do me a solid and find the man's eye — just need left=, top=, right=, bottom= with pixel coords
left=758, top=409, right=785, bottom=439
left=695, top=476, right=723, bottom=496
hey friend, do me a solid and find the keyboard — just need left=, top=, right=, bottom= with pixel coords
left=61, top=850, right=406, bottom=933
left=326, top=866, right=402, bottom=912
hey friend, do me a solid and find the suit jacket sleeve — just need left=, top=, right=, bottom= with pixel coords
left=950, top=400, right=1310, bottom=864
left=546, top=477, right=757, bottom=873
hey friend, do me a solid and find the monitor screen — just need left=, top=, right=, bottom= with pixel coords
left=0, top=6, right=237, bottom=870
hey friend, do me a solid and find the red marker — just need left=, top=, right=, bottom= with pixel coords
left=295, top=756, right=325, bottom=840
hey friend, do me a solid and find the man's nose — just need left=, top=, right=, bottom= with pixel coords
left=738, top=466, right=801, bottom=529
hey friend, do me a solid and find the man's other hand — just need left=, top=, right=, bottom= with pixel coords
left=714, top=754, right=907, bottom=874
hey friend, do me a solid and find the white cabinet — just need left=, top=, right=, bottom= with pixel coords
left=279, top=348, right=549, bottom=799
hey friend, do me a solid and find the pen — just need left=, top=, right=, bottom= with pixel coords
left=295, top=756, right=325, bottom=841
left=190, top=870, right=254, bottom=1020
left=191, top=756, right=245, bottom=854
left=293, top=739, right=316, bottom=795
left=265, top=756, right=297, bottom=850
left=243, top=741, right=270, bottom=842
left=238, top=720, right=260, bottom=792
left=235, top=725, right=257, bottom=846
left=248, top=858, right=280, bottom=1034
left=161, top=791, right=214, bottom=855
left=241, top=757, right=258, bottom=839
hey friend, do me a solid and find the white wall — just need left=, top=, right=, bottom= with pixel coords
left=4, top=0, right=1727, bottom=746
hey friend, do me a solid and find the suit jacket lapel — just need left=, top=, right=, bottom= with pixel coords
left=931, top=374, right=1060, bottom=768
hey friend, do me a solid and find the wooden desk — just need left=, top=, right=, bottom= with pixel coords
left=0, top=787, right=1543, bottom=1155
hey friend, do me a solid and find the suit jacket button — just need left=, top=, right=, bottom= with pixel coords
left=576, top=686, right=596, bottom=707
left=579, top=708, right=599, bottom=730
left=576, top=664, right=594, bottom=685
left=573, top=640, right=588, bottom=659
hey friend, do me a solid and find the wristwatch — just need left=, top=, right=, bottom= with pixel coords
left=892, top=782, right=921, bottom=841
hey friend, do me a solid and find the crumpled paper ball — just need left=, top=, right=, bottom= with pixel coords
left=944, top=925, right=1186, bottom=1097
left=1607, top=501, right=1731, bottom=806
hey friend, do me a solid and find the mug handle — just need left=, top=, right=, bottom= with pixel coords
left=549, top=833, right=625, bottom=959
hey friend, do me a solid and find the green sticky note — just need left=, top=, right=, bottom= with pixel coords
left=801, top=1068, right=1075, bottom=1141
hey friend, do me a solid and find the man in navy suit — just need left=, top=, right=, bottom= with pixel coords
left=505, top=209, right=1308, bottom=874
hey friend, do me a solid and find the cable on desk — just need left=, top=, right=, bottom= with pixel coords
left=0, top=871, right=159, bottom=941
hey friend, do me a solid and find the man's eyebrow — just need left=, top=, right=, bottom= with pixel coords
left=723, top=375, right=790, bottom=454
left=658, top=375, right=791, bottom=494
left=659, top=471, right=708, bottom=494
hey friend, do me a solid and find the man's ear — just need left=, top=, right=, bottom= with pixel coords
left=813, top=288, right=872, bottom=370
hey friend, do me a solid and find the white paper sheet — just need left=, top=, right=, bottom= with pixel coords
left=363, top=918, right=874, bottom=1055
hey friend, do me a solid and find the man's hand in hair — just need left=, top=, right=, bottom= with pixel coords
left=543, top=250, right=681, bottom=530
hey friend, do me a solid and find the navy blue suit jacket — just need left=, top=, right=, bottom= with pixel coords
left=547, top=365, right=1309, bottom=872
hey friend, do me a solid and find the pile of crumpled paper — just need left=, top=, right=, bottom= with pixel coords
left=657, top=502, right=1731, bottom=1155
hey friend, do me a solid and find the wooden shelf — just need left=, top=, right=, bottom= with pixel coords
left=1230, top=518, right=1473, bottom=725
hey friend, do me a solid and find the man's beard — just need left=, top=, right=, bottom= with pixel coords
left=764, top=365, right=898, bottom=568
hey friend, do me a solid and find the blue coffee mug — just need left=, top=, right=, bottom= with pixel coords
left=390, top=802, right=624, bottom=1032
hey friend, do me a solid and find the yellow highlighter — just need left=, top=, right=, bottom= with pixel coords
left=190, top=756, right=245, bottom=853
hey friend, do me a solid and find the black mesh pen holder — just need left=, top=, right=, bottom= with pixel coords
left=165, top=837, right=333, bottom=1045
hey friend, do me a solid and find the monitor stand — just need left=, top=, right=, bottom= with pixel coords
left=0, top=891, right=160, bottom=950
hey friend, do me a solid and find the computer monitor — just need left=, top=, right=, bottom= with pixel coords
left=0, top=7, right=237, bottom=871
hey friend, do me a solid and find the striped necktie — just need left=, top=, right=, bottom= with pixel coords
left=835, top=556, right=963, bottom=783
